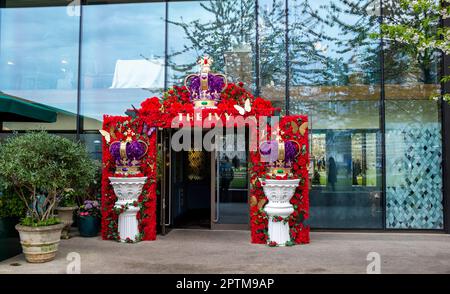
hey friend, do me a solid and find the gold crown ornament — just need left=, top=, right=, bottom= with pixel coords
left=184, top=55, right=228, bottom=109
left=259, top=129, right=300, bottom=177
left=108, top=130, right=148, bottom=176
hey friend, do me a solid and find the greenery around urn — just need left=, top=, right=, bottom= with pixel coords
left=0, top=132, right=97, bottom=227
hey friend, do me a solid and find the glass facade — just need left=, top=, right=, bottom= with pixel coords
left=383, top=0, right=443, bottom=229
left=289, top=0, right=383, bottom=228
left=80, top=1, right=165, bottom=130
left=0, top=3, right=79, bottom=130
left=0, top=0, right=446, bottom=230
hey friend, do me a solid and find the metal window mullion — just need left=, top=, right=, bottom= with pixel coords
left=379, top=0, right=387, bottom=230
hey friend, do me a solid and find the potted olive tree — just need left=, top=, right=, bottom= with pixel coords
left=0, top=132, right=96, bottom=263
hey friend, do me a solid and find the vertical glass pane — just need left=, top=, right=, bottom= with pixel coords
left=259, top=0, right=286, bottom=111
left=289, top=0, right=383, bottom=228
left=0, top=2, right=80, bottom=130
left=384, top=1, right=443, bottom=230
left=385, top=101, right=443, bottom=229
left=216, top=131, right=248, bottom=225
left=168, top=0, right=256, bottom=91
left=80, top=133, right=103, bottom=161
left=80, top=2, right=165, bottom=130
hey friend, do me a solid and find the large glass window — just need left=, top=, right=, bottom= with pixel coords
left=258, top=0, right=286, bottom=110
left=289, top=0, right=383, bottom=228
left=80, top=1, right=165, bottom=130
left=384, top=0, right=443, bottom=229
left=167, top=0, right=256, bottom=91
left=0, top=1, right=80, bottom=130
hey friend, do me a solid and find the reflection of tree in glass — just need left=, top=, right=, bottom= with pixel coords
left=380, top=0, right=443, bottom=86
left=168, top=0, right=255, bottom=81
left=259, top=0, right=287, bottom=87
left=289, top=0, right=381, bottom=86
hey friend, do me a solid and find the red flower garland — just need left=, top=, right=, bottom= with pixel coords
left=137, top=83, right=280, bottom=129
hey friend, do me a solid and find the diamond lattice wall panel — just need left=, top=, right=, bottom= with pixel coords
left=386, top=125, right=443, bottom=229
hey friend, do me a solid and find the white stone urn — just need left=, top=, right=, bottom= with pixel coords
left=109, top=177, right=147, bottom=242
left=260, top=178, right=300, bottom=246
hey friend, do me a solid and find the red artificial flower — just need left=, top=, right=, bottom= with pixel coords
left=268, top=241, right=278, bottom=247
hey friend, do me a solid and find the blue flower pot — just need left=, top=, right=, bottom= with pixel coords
left=78, top=216, right=100, bottom=237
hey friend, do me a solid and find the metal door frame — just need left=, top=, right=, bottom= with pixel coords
left=160, top=128, right=172, bottom=235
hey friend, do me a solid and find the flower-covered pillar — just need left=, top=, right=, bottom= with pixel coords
left=101, top=115, right=158, bottom=242
left=249, top=115, right=310, bottom=245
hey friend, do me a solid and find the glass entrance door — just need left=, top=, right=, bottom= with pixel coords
left=211, top=132, right=249, bottom=230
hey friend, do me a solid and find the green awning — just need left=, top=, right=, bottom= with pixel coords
left=0, top=92, right=57, bottom=123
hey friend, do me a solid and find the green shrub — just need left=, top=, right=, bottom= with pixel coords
left=0, top=132, right=97, bottom=225
left=78, top=160, right=102, bottom=204
left=0, top=190, right=26, bottom=218
left=58, top=188, right=78, bottom=207
left=20, top=216, right=60, bottom=227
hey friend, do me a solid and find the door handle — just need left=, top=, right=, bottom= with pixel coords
left=164, top=133, right=172, bottom=226
left=213, top=151, right=219, bottom=223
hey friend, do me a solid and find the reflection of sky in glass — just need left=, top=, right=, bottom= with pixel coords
left=0, top=6, right=79, bottom=114
left=80, top=2, right=165, bottom=125
left=288, top=0, right=380, bottom=86
left=168, top=1, right=215, bottom=84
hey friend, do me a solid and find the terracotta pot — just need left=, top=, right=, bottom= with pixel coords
left=15, top=223, right=64, bottom=263
left=56, top=206, right=78, bottom=239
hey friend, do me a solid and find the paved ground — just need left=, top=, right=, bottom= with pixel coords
left=1, top=230, right=449, bottom=274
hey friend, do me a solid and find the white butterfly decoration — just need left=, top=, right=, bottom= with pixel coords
left=99, top=129, right=111, bottom=143
left=234, top=98, right=252, bottom=115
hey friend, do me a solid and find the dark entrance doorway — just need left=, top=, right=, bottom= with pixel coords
left=171, top=149, right=211, bottom=229
left=159, top=128, right=250, bottom=233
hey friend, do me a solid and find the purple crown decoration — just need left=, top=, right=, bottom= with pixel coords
left=109, top=137, right=148, bottom=176
left=184, top=55, right=227, bottom=109
left=259, top=130, right=300, bottom=177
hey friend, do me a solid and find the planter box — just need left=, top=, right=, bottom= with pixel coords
left=0, top=217, right=22, bottom=262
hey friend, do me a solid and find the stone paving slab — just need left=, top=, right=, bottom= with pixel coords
left=0, top=230, right=449, bottom=274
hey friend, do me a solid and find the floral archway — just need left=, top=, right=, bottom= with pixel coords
left=100, top=60, right=310, bottom=245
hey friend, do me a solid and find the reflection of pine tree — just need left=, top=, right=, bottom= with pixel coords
left=258, top=0, right=287, bottom=87
left=289, top=0, right=381, bottom=86
left=168, top=0, right=255, bottom=77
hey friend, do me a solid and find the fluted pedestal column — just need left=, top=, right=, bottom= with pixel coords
left=260, top=178, right=300, bottom=246
left=109, top=177, right=147, bottom=243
